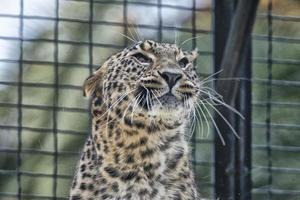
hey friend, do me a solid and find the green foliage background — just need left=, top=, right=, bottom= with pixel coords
left=0, top=0, right=299, bottom=199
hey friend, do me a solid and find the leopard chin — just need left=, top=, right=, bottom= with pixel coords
left=157, top=93, right=182, bottom=108
left=147, top=101, right=188, bottom=128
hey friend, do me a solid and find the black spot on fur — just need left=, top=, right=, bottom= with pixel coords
left=88, top=183, right=94, bottom=191
left=99, top=187, right=107, bottom=193
left=159, top=133, right=180, bottom=151
left=124, top=129, right=138, bottom=136
left=124, top=117, right=145, bottom=129
left=143, top=163, right=153, bottom=172
left=104, top=166, right=120, bottom=178
left=104, top=145, right=109, bottom=153
left=92, top=109, right=102, bottom=117
left=179, top=184, right=186, bottom=192
left=96, top=143, right=101, bottom=150
left=124, top=193, right=132, bottom=199
left=86, top=149, right=91, bottom=159
left=147, top=122, right=161, bottom=133
left=139, top=137, right=148, bottom=145
left=80, top=164, right=86, bottom=172
left=125, top=154, right=135, bottom=164
left=116, top=142, right=124, bottom=148
left=112, top=82, right=118, bottom=89
left=123, top=96, right=129, bottom=101
left=166, top=152, right=184, bottom=169
left=121, top=171, right=137, bottom=182
left=151, top=188, right=158, bottom=197
left=97, top=155, right=103, bottom=161
left=124, top=117, right=132, bottom=126
left=89, top=165, right=94, bottom=170
left=101, top=194, right=113, bottom=199
left=94, top=190, right=100, bottom=196
left=126, top=142, right=139, bottom=149
left=146, top=172, right=154, bottom=179
left=111, top=182, right=119, bottom=192
left=134, top=120, right=145, bottom=129
left=140, top=148, right=154, bottom=159
left=114, top=152, right=120, bottom=164
left=94, top=98, right=102, bottom=106
left=71, top=194, right=82, bottom=200
left=84, top=173, right=93, bottom=179
left=116, top=108, right=122, bottom=118
left=174, top=192, right=182, bottom=200
left=139, top=188, right=149, bottom=196
left=79, top=183, right=87, bottom=190
left=71, top=180, right=77, bottom=189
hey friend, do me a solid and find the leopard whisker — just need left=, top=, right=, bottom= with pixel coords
left=199, top=89, right=244, bottom=119
left=199, top=69, right=223, bottom=84
left=151, top=90, right=163, bottom=107
left=174, top=29, right=178, bottom=45
left=139, top=84, right=153, bottom=111
left=105, top=107, right=111, bottom=138
left=194, top=101, right=211, bottom=139
left=198, top=99, right=226, bottom=146
left=121, top=93, right=139, bottom=124
left=144, top=87, right=154, bottom=111
left=198, top=104, right=205, bottom=139
left=199, top=87, right=224, bottom=100
left=128, top=25, right=138, bottom=43
left=131, top=23, right=142, bottom=41
left=130, top=93, right=143, bottom=123
left=203, top=99, right=240, bottom=139
left=192, top=101, right=205, bottom=139
left=186, top=102, right=196, bottom=141
left=200, top=77, right=250, bottom=85
left=97, top=89, right=136, bottom=120
left=179, top=35, right=204, bottom=47
left=117, top=32, right=137, bottom=43
left=183, top=98, right=198, bottom=141
left=189, top=104, right=197, bottom=133
left=190, top=104, right=197, bottom=140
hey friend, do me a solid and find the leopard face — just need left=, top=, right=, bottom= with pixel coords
left=84, top=40, right=200, bottom=130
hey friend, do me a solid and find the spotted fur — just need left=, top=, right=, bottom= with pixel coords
left=69, top=40, right=202, bottom=200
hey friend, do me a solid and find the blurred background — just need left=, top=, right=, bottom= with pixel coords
left=0, top=0, right=299, bottom=199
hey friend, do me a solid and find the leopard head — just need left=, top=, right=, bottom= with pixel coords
left=84, top=40, right=200, bottom=130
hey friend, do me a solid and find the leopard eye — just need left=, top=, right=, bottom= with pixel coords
left=178, top=57, right=189, bottom=68
left=132, top=53, right=151, bottom=64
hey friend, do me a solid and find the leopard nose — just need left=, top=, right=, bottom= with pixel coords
left=159, top=71, right=183, bottom=88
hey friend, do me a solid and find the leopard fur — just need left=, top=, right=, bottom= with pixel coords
left=69, top=40, right=202, bottom=200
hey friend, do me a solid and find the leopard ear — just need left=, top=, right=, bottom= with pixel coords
left=187, top=48, right=199, bottom=62
left=83, top=62, right=108, bottom=98
left=83, top=73, right=101, bottom=97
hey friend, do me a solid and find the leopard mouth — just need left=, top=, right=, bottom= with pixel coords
left=136, top=86, right=184, bottom=110
left=157, top=92, right=181, bottom=108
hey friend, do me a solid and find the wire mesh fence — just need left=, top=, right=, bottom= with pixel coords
left=0, top=0, right=299, bottom=199
left=251, top=1, right=300, bottom=199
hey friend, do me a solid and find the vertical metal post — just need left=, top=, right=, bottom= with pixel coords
left=53, top=0, right=59, bottom=198
left=235, top=43, right=252, bottom=200
left=266, top=0, right=273, bottom=199
left=157, top=0, right=162, bottom=42
left=213, top=1, right=236, bottom=199
left=17, top=0, right=24, bottom=199
left=123, top=0, right=128, bottom=46
left=213, top=0, right=257, bottom=199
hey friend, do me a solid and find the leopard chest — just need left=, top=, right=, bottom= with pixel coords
left=97, top=143, right=187, bottom=199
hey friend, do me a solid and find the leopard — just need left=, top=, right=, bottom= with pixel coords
left=69, top=40, right=203, bottom=200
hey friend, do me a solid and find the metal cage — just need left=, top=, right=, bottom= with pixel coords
left=0, top=0, right=299, bottom=199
